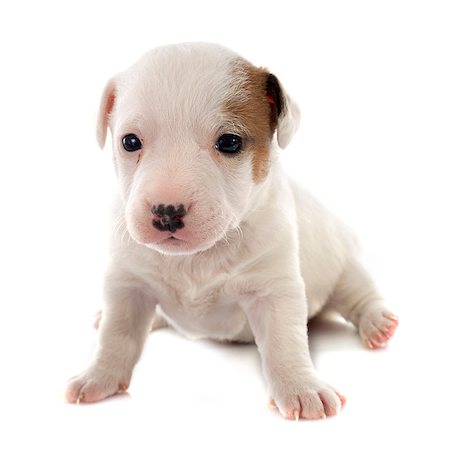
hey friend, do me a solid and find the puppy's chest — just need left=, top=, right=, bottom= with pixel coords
left=161, top=271, right=225, bottom=308
left=147, top=260, right=246, bottom=338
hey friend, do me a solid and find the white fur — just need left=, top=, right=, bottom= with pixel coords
left=66, top=43, right=398, bottom=420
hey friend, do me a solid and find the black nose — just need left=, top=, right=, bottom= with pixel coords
left=151, top=203, right=186, bottom=233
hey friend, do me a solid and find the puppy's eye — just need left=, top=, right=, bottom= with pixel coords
left=215, top=134, right=243, bottom=154
left=122, top=134, right=142, bottom=152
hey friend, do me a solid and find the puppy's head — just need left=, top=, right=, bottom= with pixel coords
left=97, top=43, right=300, bottom=255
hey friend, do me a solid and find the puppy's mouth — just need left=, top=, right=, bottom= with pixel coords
left=163, top=235, right=184, bottom=244
left=143, top=233, right=215, bottom=256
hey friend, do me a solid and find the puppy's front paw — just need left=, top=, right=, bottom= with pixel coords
left=65, top=365, right=130, bottom=404
left=269, top=374, right=345, bottom=420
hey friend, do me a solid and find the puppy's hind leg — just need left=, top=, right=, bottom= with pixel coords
left=328, top=260, right=398, bottom=349
left=150, top=306, right=169, bottom=331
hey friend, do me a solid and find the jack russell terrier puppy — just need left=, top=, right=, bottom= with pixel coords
left=65, top=43, right=398, bottom=420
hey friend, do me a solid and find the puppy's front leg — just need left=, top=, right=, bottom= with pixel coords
left=239, top=281, right=345, bottom=420
left=65, top=272, right=156, bottom=403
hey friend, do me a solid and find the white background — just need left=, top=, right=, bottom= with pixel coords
left=1, top=0, right=449, bottom=448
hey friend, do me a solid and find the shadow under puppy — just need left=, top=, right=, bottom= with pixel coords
left=66, top=43, right=398, bottom=420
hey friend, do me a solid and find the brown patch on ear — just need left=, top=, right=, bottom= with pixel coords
left=266, top=73, right=285, bottom=128
left=223, top=61, right=280, bottom=183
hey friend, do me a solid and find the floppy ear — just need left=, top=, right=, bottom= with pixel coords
left=266, top=74, right=300, bottom=149
left=96, top=78, right=116, bottom=149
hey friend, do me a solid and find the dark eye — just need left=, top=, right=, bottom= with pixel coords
left=122, top=134, right=142, bottom=152
left=215, top=134, right=243, bottom=154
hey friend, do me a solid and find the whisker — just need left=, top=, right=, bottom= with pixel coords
left=111, top=214, right=125, bottom=237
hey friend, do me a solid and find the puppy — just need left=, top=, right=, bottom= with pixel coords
left=66, top=43, right=398, bottom=420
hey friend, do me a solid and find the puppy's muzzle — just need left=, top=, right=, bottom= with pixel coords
left=151, top=203, right=186, bottom=233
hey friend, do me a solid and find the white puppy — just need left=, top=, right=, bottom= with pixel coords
left=66, top=43, right=398, bottom=420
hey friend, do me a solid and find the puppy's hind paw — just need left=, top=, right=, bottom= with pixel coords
left=92, top=310, right=102, bottom=330
left=359, top=307, right=399, bottom=350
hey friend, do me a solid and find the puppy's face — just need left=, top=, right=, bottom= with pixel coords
left=97, top=44, right=299, bottom=255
